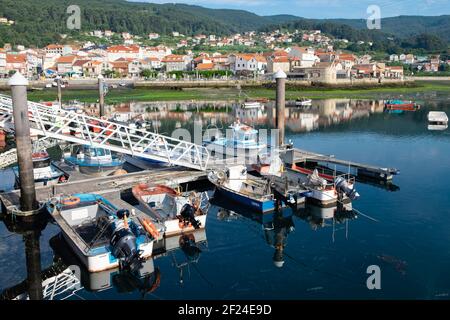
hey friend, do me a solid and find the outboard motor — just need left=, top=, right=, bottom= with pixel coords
left=109, top=209, right=143, bottom=272
left=179, top=203, right=201, bottom=229
left=335, top=177, right=360, bottom=201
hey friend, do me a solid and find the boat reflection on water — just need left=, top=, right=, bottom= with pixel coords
left=213, top=197, right=295, bottom=268
left=49, top=234, right=161, bottom=298
left=295, top=202, right=357, bottom=241
left=213, top=194, right=358, bottom=267
left=156, top=229, right=208, bottom=286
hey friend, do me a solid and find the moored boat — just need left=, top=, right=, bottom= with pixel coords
left=286, top=166, right=359, bottom=207
left=295, top=97, right=312, bottom=106
left=208, top=165, right=279, bottom=213
left=64, top=144, right=125, bottom=177
left=13, top=151, right=65, bottom=187
left=240, top=101, right=263, bottom=109
left=384, top=100, right=419, bottom=111
left=132, top=184, right=209, bottom=237
left=46, top=193, right=156, bottom=272
left=203, top=121, right=266, bottom=158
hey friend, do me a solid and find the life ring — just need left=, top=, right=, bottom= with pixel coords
left=61, top=196, right=80, bottom=206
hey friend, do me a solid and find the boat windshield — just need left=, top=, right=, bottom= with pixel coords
left=85, top=147, right=111, bottom=158
left=33, top=157, right=51, bottom=169
left=235, top=131, right=256, bottom=141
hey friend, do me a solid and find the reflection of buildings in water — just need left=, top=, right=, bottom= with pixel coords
left=234, top=105, right=267, bottom=124
left=286, top=111, right=319, bottom=132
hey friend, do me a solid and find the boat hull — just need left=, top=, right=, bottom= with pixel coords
left=163, top=215, right=207, bottom=237
left=78, top=164, right=123, bottom=177
left=214, top=186, right=276, bottom=213
left=60, top=231, right=154, bottom=273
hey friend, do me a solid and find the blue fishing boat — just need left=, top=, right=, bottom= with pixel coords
left=46, top=193, right=157, bottom=272
left=203, top=121, right=266, bottom=157
left=208, top=165, right=278, bottom=213
left=64, top=144, right=125, bottom=176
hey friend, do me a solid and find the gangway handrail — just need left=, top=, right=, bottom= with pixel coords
left=0, top=94, right=210, bottom=171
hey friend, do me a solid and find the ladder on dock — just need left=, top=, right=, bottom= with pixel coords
left=0, top=94, right=210, bottom=171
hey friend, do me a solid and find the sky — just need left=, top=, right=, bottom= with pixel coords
left=133, top=0, right=450, bottom=18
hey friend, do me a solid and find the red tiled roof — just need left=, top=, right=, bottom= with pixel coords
left=56, top=55, right=77, bottom=64
left=162, top=54, right=185, bottom=63
left=196, top=63, right=215, bottom=70
left=107, top=45, right=140, bottom=53
left=272, top=56, right=290, bottom=63
left=6, top=54, right=26, bottom=63
left=72, top=60, right=90, bottom=67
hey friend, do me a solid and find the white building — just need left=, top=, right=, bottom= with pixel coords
left=0, top=49, right=6, bottom=76
left=229, top=54, right=267, bottom=74
left=107, top=45, right=141, bottom=62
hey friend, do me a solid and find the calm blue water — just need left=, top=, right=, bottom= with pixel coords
left=1, top=97, right=450, bottom=300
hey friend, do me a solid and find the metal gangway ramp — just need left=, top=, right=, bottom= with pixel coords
left=0, top=94, right=210, bottom=171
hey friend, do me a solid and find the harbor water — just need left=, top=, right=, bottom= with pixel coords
left=1, top=96, right=450, bottom=300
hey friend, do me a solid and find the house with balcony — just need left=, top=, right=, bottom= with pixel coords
left=6, top=54, right=28, bottom=75
left=56, top=55, right=77, bottom=75
left=83, top=60, right=103, bottom=77
left=107, top=45, right=141, bottom=62
left=229, top=54, right=266, bottom=75
left=161, top=54, right=191, bottom=72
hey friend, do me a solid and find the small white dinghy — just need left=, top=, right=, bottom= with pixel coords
left=427, top=111, right=448, bottom=131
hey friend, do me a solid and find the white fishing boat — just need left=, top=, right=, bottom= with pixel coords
left=46, top=194, right=156, bottom=273
left=203, top=121, right=266, bottom=158
left=208, top=165, right=279, bottom=213
left=285, top=168, right=359, bottom=207
left=240, top=101, right=263, bottom=109
left=13, top=151, right=65, bottom=187
left=295, top=97, right=312, bottom=106
left=132, top=184, right=209, bottom=237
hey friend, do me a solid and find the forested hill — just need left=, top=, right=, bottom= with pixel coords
left=0, top=0, right=300, bottom=46
left=0, top=0, right=448, bottom=51
left=328, top=15, right=450, bottom=42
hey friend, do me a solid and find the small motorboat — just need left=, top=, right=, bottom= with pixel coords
left=208, top=165, right=279, bottom=213
left=427, top=111, right=448, bottom=130
left=286, top=167, right=359, bottom=207
left=384, top=100, right=419, bottom=111
left=203, top=121, right=266, bottom=158
left=13, top=151, right=65, bottom=187
left=295, top=97, right=312, bottom=106
left=240, top=101, right=263, bottom=109
left=132, top=184, right=209, bottom=237
left=46, top=194, right=156, bottom=273
left=64, top=144, right=125, bottom=177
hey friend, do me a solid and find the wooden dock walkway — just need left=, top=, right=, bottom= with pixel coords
left=289, top=148, right=399, bottom=180
left=0, top=167, right=207, bottom=215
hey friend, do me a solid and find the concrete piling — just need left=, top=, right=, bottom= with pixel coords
left=8, top=72, right=38, bottom=212
left=274, top=70, right=287, bottom=147
left=98, top=75, right=105, bottom=117
left=57, top=77, right=62, bottom=107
